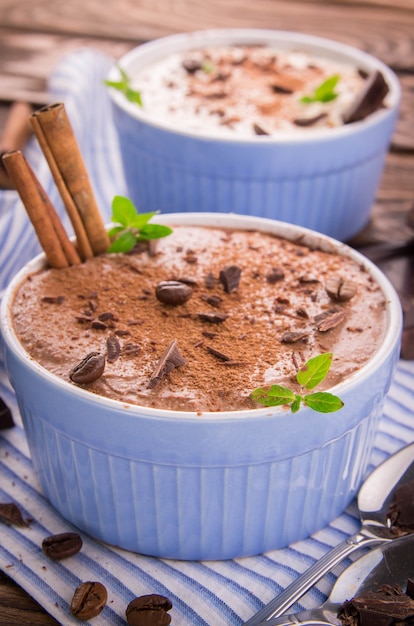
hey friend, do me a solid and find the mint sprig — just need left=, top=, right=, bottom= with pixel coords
left=300, top=75, right=340, bottom=104
left=107, top=195, right=172, bottom=253
left=104, top=67, right=143, bottom=106
left=250, top=353, right=344, bottom=413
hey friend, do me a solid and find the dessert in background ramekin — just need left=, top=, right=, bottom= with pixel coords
left=0, top=213, right=402, bottom=560
left=107, top=29, right=401, bottom=242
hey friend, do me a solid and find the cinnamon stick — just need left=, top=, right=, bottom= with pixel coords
left=0, top=101, right=33, bottom=190
left=30, top=114, right=93, bottom=260
left=30, top=103, right=110, bottom=257
left=2, top=150, right=81, bottom=268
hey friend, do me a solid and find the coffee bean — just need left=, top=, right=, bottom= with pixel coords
left=126, top=594, right=172, bottom=626
left=155, top=281, right=193, bottom=305
left=69, top=352, right=106, bottom=384
left=70, top=581, right=107, bottom=621
left=42, top=532, right=82, bottom=560
left=326, top=276, right=357, bottom=302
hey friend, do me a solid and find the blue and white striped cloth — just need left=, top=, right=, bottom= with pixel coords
left=0, top=49, right=413, bottom=626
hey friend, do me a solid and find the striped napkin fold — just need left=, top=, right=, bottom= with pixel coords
left=0, top=49, right=413, bottom=625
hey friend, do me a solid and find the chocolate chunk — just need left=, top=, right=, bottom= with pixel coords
left=387, top=479, right=414, bottom=535
left=148, top=339, right=186, bottom=388
left=0, top=502, right=31, bottom=527
left=69, top=352, right=106, bottom=384
left=293, top=113, right=327, bottom=127
left=315, top=306, right=346, bottom=331
left=106, top=336, right=121, bottom=363
left=126, top=594, right=172, bottom=626
left=219, top=265, right=242, bottom=292
left=155, top=280, right=193, bottom=305
left=206, top=346, right=231, bottom=361
left=70, top=581, right=107, bottom=621
left=343, top=70, right=389, bottom=124
left=42, top=532, right=83, bottom=560
left=0, top=397, right=14, bottom=429
left=198, top=312, right=229, bottom=324
left=280, top=331, right=309, bottom=344
left=326, top=276, right=357, bottom=302
left=338, top=583, right=414, bottom=626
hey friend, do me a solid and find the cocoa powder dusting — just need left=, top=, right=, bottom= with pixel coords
left=12, top=226, right=387, bottom=412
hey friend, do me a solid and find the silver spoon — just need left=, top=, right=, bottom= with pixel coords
left=263, top=533, right=414, bottom=626
left=243, top=442, right=414, bottom=626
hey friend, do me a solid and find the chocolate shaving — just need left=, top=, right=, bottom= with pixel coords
left=206, top=346, right=231, bottom=361
left=122, top=343, right=141, bottom=357
left=41, top=295, right=65, bottom=304
left=343, top=69, right=389, bottom=124
left=280, top=331, right=309, bottom=344
left=205, top=295, right=222, bottom=308
left=205, top=272, right=215, bottom=289
left=98, top=311, right=116, bottom=322
left=253, top=122, right=270, bottom=136
left=0, top=502, right=31, bottom=527
left=293, top=113, right=327, bottom=127
left=91, top=321, right=107, bottom=330
left=271, top=84, right=294, bottom=95
left=198, top=312, right=229, bottom=324
left=148, top=339, right=186, bottom=389
left=106, top=336, right=121, bottom=363
left=219, top=265, right=242, bottom=293
left=0, top=396, right=14, bottom=429
left=315, top=306, right=346, bottom=331
left=266, top=268, right=285, bottom=283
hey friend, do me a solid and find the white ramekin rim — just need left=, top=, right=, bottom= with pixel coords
left=0, top=213, right=403, bottom=422
left=106, top=28, right=401, bottom=144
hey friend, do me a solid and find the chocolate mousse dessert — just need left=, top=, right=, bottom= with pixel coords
left=128, top=44, right=389, bottom=137
left=11, top=224, right=388, bottom=412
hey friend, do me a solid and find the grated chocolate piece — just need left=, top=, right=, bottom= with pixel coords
left=219, top=265, right=242, bottom=293
left=0, top=396, right=14, bottom=429
left=343, top=70, right=389, bottom=124
left=315, top=306, right=346, bottom=332
left=148, top=339, right=186, bottom=389
left=0, top=502, right=31, bottom=527
left=106, top=336, right=121, bottom=363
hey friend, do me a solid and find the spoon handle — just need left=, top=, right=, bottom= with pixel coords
left=242, top=533, right=385, bottom=625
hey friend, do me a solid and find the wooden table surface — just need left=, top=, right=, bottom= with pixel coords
left=0, top=0, right=413, bottom=623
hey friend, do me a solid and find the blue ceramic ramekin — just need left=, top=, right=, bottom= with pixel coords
left=0, top=213, right=402, bottom=560
left=107, top=29, right=401, bottom=242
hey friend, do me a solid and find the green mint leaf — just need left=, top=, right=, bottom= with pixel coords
left=202, top=60, right=215, bottom=73
left=138, top=224, right=174, bottom=240
left=251, top=385, right=296, bottom=407
left=129, top=211, right=159, bottom=230
left=104, top=67, right=143, bottom=108
left=107, top=230, right=137, bottom=253
left=111, top=195, right=141, bottom=227
left=291, top=395, right=302, bottom=413
left=303, top=392, right=344, bottom=413
left=107, top=195, right=173, bottom=253
left=296, top=353, right=333, bottom=390
left=300, top=74, right=340, bottom=104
